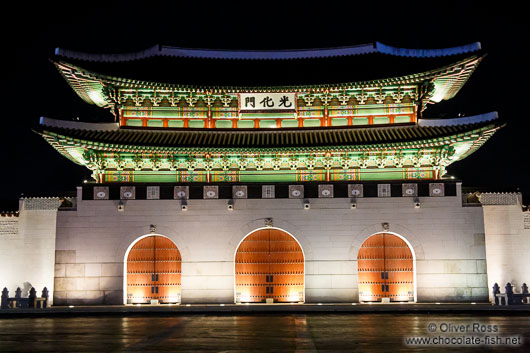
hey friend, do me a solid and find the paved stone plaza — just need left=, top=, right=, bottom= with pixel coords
left=0, top=313, right=528, bottom=352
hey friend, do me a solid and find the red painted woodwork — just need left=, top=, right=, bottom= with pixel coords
left=126, top=236, right=182, bottom=303
left=235, top=229, right=304, bottom=303
left=358, top=233, right=414, bottom=302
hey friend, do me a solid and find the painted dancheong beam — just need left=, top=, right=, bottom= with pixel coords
left=54, top=42, right=481, bottom=61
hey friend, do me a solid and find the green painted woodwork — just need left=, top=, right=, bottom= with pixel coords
left=259, top=120, right=277, bottom=128
left=373, top=116, right=390, bottom=125
left=394, top=116, right=412, bottom=124
left=215, top=120, right=233, bottom=128
left=168, top=120, right=185, bottom=128
left=101, top=167, right=435, bottom=183
left=126, top=119, right=143, bottom=127
left=352, top=118, right=369, bottom=125
left=331, top=118, right=348, bottom=126
left=281, top=120, right=299, bottom=128
left=189, top=120, right=205, bottom=128
left=303, top=119, right=321, bottom=127
left=237, top=120, right=255, bottom=128
left=147, top=120, right=164, bottom=127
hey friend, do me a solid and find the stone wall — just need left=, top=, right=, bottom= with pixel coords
left=0, top=199, right=58, bottom=304
left=54, top=184, right=488, bottom=305
left=482, top=194, right=530, bottom=301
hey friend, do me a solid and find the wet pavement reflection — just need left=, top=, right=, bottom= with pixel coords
left=0, top=314, right=528, bottom=352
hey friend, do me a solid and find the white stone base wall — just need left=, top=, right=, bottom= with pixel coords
left=0, top=200, right=57, bottom=305
left=53, top=185, right=488, bottom=305
left=483, top=204, right=530, bottom=301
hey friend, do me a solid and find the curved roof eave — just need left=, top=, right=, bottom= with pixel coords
left=37, top=112, right=501, bottom=152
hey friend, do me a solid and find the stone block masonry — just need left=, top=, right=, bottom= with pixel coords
left=51, top=183, right=489, bottom=305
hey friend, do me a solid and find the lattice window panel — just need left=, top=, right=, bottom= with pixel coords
left=174, top=186, right=189, bottom=200
left=377, top=184, right=391, bottom=198
left=402, top=183, right=418, bottom=197
left=146, top=186, right=160, bottom=200
left=120, top=186, right=135, bottom=200
left=289, top=185, right=304, bottom=199
left=318, top=184, right=334, bottom=198
left=262, top=185, right=275, bottom=199
left=524, top=213, right=530, bottom=230
left=429, top=183, right=445, bottom=197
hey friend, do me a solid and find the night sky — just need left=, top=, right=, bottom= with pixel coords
left=2, top=2, right=529, bottom=210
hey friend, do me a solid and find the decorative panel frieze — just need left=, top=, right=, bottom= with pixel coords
left=318, top=184, right=334, bottom=198
left=289, top=185, right=304, bottom=199
left=402, top=183, right=418, bottom=197
left=429, top=183, right=445, bottom=197
left=94, top=187, right=109, bottom=200
left=233, top=185, right=247, bottom=199
left=348, top=184, right=364, bottom=198
left=120, top=186, right=135, bottom=200
left=203, top=186, right=219, bottom=199
left=174, top=186, right=189, bottom=200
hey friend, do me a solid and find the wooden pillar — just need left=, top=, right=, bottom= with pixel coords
left=207, top=108, right=213, bottom=128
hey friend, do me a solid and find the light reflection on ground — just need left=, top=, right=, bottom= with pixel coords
left=0, top=314, right=528, bottom=352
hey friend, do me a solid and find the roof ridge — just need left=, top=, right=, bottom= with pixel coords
left=54, top=42, right=481, bottom=62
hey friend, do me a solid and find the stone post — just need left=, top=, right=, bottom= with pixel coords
left=28, top=287, right=36, bottom=308
left=14, top=287, right=21, bottom=299
left=1, top=288, right=8, bottom=309
left=492, top=283, right=500, bottom=305
left=505, top=282, right=513, bottom=305
left=42, top=287, right=49, bottom=308
left=522, top=283, right=528, bottom=294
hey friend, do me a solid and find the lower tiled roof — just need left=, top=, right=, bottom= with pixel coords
left=36, top=116, right=501, bottom=149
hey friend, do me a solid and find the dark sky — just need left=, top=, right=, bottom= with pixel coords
left=1, top=2, right=529, bottom=210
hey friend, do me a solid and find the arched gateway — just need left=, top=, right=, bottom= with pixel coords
left=125, top=235, right=182, bottom=304
left=235, top=228, right=304, bottom=303
left=357, top=232, right=414, bottom=302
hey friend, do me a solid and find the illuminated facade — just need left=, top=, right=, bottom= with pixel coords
left=2, top=42, right=528, bottom=306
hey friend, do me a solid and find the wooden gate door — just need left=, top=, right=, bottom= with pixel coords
left=126, top=236, right=182, bottom=304
left=358, top=233, right=413, bottom=302
left=235, top=229, right=304, bottom=303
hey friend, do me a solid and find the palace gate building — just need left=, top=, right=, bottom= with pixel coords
left=1, top=42, right=529, bottom=305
